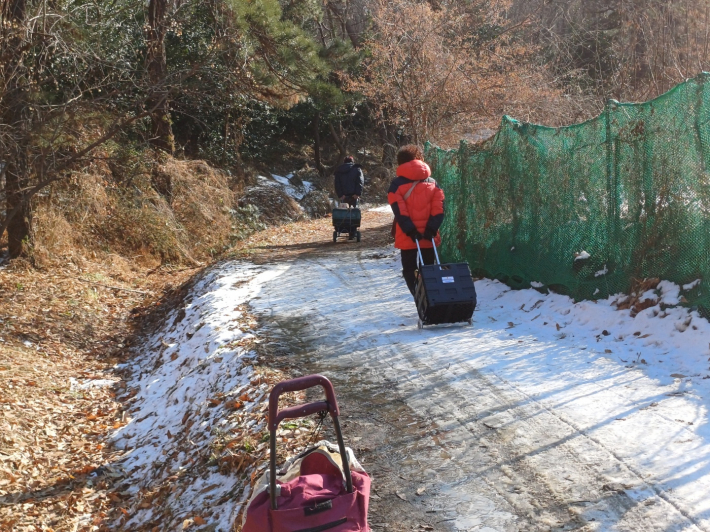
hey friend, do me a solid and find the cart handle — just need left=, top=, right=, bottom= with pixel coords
left=268, top=375, right=353, bottom=510
left=268, top=375, right=339, bottom=430
left=415, top=238, right=441, bottom=268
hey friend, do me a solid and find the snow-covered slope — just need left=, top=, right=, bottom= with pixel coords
left=112, top=264, right=282, bottom=530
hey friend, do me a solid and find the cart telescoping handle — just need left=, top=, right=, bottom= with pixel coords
left=267, top=375, right=353, bottom=510
left=415, top=238, right=441, bottom=268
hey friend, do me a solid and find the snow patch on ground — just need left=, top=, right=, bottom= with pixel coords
left=112, top=263, right=283, bottom=531
left=70, top=378, right=117, bottom=390
left=368, top=204, right=394, bottom=213
left=683, top=279, right=702, bottom=291
left=257, top=173, right=314, bottom=201
left=658, top=280, right=682, bottom=305
left=114, top=245, right=710, bottom=529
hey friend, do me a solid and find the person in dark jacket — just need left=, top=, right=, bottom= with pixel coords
left=388, top=145, right=445, bottom=296
left=334, top=156, right=364, bottom=207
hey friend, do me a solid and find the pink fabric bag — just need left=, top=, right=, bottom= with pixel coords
left=243, top=449, right=371, bottom=531
left=242, top=376, right=371, bottom=532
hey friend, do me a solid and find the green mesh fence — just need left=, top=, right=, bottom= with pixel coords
left=427, top=73, right=710, bottom=311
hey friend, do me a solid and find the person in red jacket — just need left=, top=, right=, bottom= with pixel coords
left=388, top=145, right=445, bottom=296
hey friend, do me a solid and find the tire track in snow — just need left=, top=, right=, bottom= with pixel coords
left=250, top=249, right=710, bottom=531
left=490, top=371, right=708, bottom=531
left=390, top=341, right=705, bottom=531
left=375, top=340, right=630, bottom=531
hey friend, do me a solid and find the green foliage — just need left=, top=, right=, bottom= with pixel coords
left=37, top=0, right=144, bottom=108
left=158, top=0, right=357, bottom=168
left=224, top=0, right=329, bottom=93
left=4, top=0, right=367, bottom=262
left=11, top=0, right=352, bottom=172
left=280, top=0, right=324, bottom=26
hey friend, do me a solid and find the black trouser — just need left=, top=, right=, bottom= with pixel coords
left=401, top=247, right=436, bottom=296
left=341, top=195, right=359, bottom=207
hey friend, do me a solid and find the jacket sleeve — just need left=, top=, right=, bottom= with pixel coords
left=334, top=171, right=343, bottom=198
left=388, top=178, right=417, bottom=236
left=425, top=184, right=445, bottom=233
left=354, top=168, right=364, bottom=196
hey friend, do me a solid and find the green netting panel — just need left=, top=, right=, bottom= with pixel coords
left=427, top=73, right=710, bottom=310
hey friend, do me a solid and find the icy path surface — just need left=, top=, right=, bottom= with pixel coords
left=250, top=247, right=710, bottom=532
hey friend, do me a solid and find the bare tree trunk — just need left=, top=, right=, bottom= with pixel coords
left=313, top=112, right=325, bottom=175
left=147, top=0, right=174, bottom=162
left=380, top=126, right=397, bottom=166
left=5, top=147, right=30, bottom=258
left=379, top=106, right=398, bottom=166
left=2, top=0, right=31, bottom=258
left=325, top=0, right=363, bottom=48
left=328, top=122, right=347, bottom=161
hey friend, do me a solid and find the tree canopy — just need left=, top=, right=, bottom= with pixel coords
left=3, top=0, right=710, bottom=257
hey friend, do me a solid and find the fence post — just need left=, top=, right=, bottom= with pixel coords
left=605, top=99, right=621, bottom=282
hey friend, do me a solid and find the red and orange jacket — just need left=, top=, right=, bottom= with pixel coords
left=388, top=160, right=445, bottom=250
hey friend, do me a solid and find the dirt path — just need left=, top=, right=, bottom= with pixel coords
left=230, top=207, right=393, bottom=264
left=0, top=207, right=392, bottom=531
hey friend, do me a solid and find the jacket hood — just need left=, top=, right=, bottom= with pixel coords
left=396, top=160, right=431, bottom=181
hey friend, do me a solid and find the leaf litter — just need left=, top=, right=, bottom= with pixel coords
left=0, top=256, right=197, bottom=531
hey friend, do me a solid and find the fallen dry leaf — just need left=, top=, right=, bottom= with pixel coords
left=225, top=399, right=244, bottom=410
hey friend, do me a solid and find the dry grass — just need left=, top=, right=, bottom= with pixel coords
left=2, top=152, right=228, bottom=530
left=238, top=185, right=303, bottom=226
left=1, top=210, right=390, bottom=526
left=168, top=159, right=235, bottom=258
left=30, top=155, right=240, bottom=269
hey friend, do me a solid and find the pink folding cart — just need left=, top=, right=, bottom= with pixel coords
left=242, top=375, right=371, bottom=532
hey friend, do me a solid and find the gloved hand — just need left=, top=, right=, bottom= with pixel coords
left=422, top=228, right=436, bottom=241
left=406, top=228, right=423, bottom=241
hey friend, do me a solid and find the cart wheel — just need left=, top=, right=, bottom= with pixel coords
left=417, top=319, right=423, bottom=330
left=333, top=231, right=337, bottom=243
left=356, top=231, right=361, bottom=243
